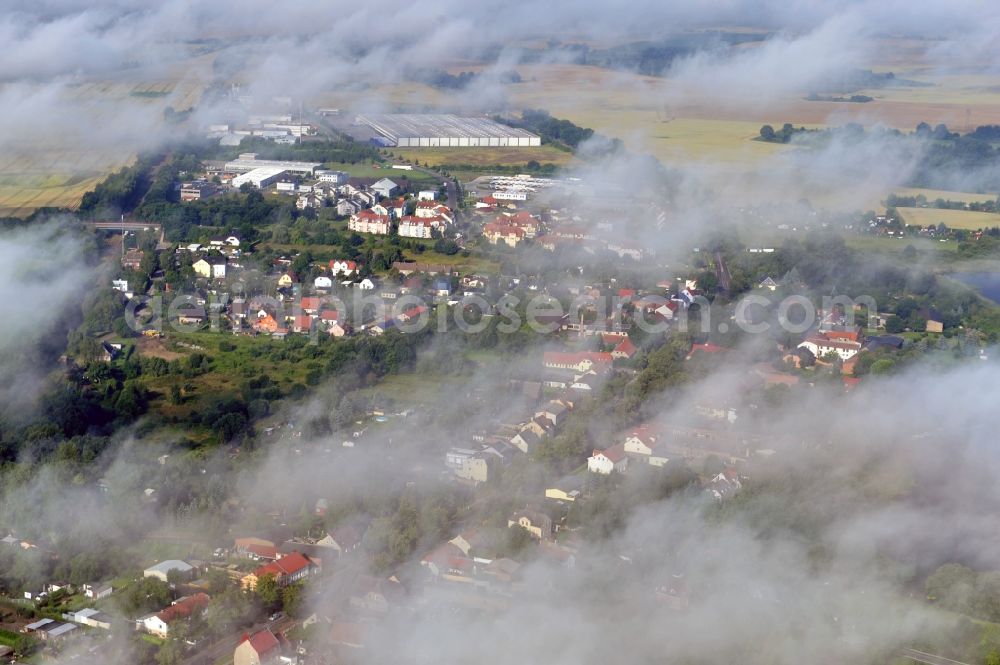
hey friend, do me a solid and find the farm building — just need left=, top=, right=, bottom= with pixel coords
left=25, top=618, right=78, bottom=641
left=143, top=559, right=195, bottom=582
left=355, top=114, right=541, bottom=147
left=66, top=608, right=114, bottom=630
left=371, top=178, right=400, bottom=198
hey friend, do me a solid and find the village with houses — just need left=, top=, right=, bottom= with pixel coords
left=1, top=102, right=998, bottom=665
left=2, top=145, right=973, bottom=663
left=10, top=2, right=1000, bottom=663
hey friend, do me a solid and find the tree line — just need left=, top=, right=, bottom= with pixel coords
left=414, top=68, right=522, bottom=90
left=498, top=109, right=623, bottom=155
left=758, top=121, right=1000, bottom=190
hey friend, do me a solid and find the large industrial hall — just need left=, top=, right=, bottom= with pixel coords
left=355, top=113, right=542, bottom=147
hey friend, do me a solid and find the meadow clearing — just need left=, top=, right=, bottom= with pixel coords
left=846, top=235, right=958, bottom=254
left=314, top=161, right=441, bottom=186
left=392, top=144, right=575, bottom=168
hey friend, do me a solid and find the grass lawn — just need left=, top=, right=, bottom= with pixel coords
left=59, top=593, right=97, bottom=613
left=897, top=207, right=1000, bottom=231
left=109, top=574, right=139, bottom=590
left=464, top=349, right=504, bottom=364
left=403, top=247, right=500, bottom=273
left=258, top=241, right=499, bottom=273
left=323, top=161, right=440, bottom=186
left=131, top=535, right=212, bottom=564
left=136, top=330, right=320, bottom=424
left=355, top=372, right=467, bottom=406
left=845, top=236, right=959, bottom=253
left=259, top=241, right=342, bottom=255
left=393, top=144, right=576, bottom=169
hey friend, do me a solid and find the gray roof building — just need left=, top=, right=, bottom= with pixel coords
left=371, top=178, right=400, bottom=198
left=143, top=559, right=194, bottom=582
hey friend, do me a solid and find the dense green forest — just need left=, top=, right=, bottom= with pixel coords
left=77, top=153, right=164, bottom=215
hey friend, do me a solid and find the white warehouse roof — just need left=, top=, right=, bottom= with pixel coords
left=143, top=559, right=193, bottom=577
left=356, top=113, right=541, bottom=148
left=231, top=167, right=287, bottom=189
left=225, top=158, right=320, bottom=174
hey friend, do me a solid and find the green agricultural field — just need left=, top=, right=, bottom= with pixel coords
left=846, top=236, right=959, bottom=253
left=321, top=162, right=389, bottom=178
left=393, top=144, right=576, bottom=168
left=392, top=145, right=577, bottom=181
left=897, top=207, right=1000, bottom=231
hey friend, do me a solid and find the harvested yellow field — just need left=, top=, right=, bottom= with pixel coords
left=0, top=69, right=209, bottom=217
left=0, top=144, right=132, bottom=217
left=633, top=117, right=797, bottom=164
left=858, top=72, right=1000, bottom=108
left=496, top=65, right=806, bottom=163
left=506, top=62, right=1000, bottom=155
left=531, top=59, right=1000, bottom=138
left=0, top=170, right=107, bottom=217
left=314, top=82, right=449, bottom=110
left=897, top=207, right=1000, bottom=230
left=315, top=66, right=796, bottom=163
left=317, top=54, right=1000, bottom=171
left=889, top=187, right=999, bottom=204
